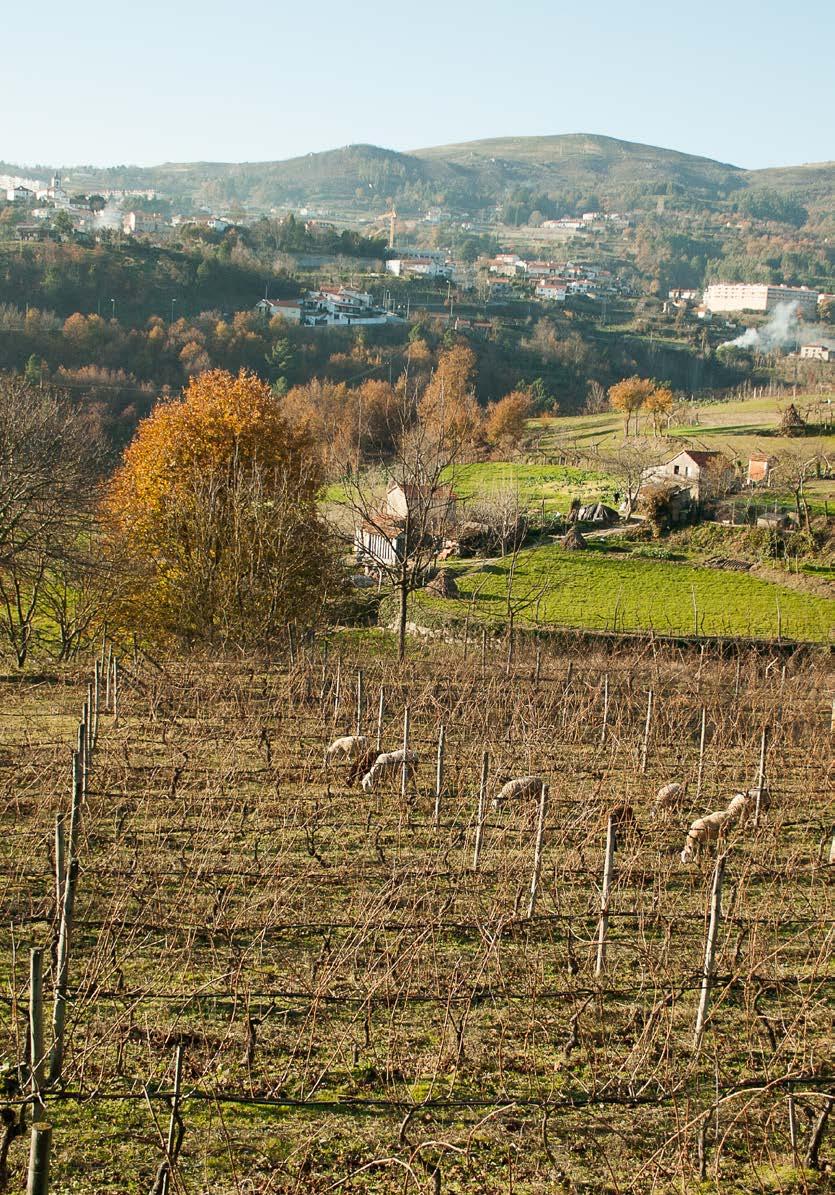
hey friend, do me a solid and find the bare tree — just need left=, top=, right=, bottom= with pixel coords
left=466, top=484, right=528, bottom=556
left=599, top=438, right=663, bottom=520
left=0, top=378, right=98, bottom=666
left=336, top=391, right=463, bottom=662
left=771, top=443, right=828, bottom=533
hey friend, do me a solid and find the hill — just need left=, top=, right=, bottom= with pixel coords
left=5, top=134, right=834, bottom=219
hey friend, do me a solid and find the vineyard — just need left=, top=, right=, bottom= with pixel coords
left=0, top=634, right=833, bottom=1193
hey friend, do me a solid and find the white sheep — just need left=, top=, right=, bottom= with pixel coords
left=492, top=775, right=545, bottom=810
left=325, top=734, right=368, bottom=765
left=680, top=809, right=730, bottom=863
left=360, top=749, right=419, bottom=793
left=653, top=781, right=689, bottom=817
left=725, top=792, right=752, bottom=825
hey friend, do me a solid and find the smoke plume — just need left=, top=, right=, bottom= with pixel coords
left=719, top=301, right=818, bottom=353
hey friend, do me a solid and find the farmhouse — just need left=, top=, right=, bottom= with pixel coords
left=385, top=257, right=451, bottom=279
left=354, top=480, right=458, bottom=571
left=644, top=449, right=736, bottom=503
left=255, top=297, right=304, bottom=323
left=6, top=184, right=34, bottom=203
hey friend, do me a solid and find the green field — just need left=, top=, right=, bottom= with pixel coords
left=448, top=461, right=615, bottom=511
left=534, top=393, right=835, bottom=457
left=416, top=543, right=834, bottom=641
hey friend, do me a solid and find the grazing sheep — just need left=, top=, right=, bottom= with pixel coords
left=492, top=776, right=545, bottom=810
left=325, top=735, right=368, bottom=765
left=680, top=810, right=730, bottom=863
left=725, top=792, right=752, bottom=825
left=360, top=749, right=419, bottom=793
left=653, top=781, right=688, bottom=817
left=725, top=786, right=768, bottom=825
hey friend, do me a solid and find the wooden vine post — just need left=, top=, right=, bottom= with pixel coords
left=695, top=707, right=707, bottom=804
left=694, top=852, right=726, bottom=1048
left=433, top=725, right=445, bottom=830
left=26, top=1123, right=51, bottom=1195
left=472, top=751, right=489, bottom=871
left=600, top=674, right=610, bottom=746
left=355, top=670, right=364, bottom=737
left=753, top=725, right=768, bottom=828
left=29, top=948, right=45, bottom=1096
left=375, top=686, right=384, bottom=754
left=640, top=689, right=653, bottom=775
left=400, top=706, right=410, bottom=801
left=527, top=782, right=549, bottom=918
left=595, top=814, right=616, bottom=975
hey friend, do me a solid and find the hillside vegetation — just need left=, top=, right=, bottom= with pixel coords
left=5, top=133, right=834, bottom=217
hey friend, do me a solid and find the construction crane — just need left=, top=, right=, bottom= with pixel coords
left=378, top=199, right=397, bottom=250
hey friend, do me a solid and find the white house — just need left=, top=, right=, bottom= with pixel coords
left=255, top=287, right=399, bottom=328
left=255, top=298, right=304, bottom=323
left=644, top=450, right=736, bottom=503
left=799, top=343, right=833, bottom=362
left=6, top=185, right=34, bottom=203
left=385, top=258, right=451, bottom=279
left=535, top=280, right=567, bottom=302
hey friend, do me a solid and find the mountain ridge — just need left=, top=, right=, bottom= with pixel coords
left=3, top=134, right=833, bottom=217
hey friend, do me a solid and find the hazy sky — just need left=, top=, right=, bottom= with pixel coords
left=5, top=0, right=834, bottom=170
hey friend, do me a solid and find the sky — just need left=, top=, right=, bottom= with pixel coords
left=4, top=0, right=835, bottom=171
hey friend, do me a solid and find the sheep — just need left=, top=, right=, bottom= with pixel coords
left=725, top=786, right=769, bottom=825
left=360, top=749, right=419, bottom=793
left=653, top=781, right=689, bottom=817
left=725, top=791, right=752, bottom=825
left=492, top=776, right=545, bottom=810
left=680, top=809, right=730, bottom=863
left=325, top=735, right=368, bottom=765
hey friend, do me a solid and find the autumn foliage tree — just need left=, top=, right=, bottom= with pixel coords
left=105, top=369, right=341, bottom=648
left=485, top=389, right=532, bottom=450
left=643, top=385, right=675, bottom=435
left=418, top=343, right=484, bottom=453
left=608, top=376, right=656, bottom=436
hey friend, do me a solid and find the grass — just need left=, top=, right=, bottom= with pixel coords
left=534, top=392, right=835, bottom=460
left=446, top=461, right=615, bottom=511
left=416, top=542, right=835, bottom=641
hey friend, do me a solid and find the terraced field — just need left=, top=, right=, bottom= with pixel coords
left=416, top=544, right=835, bottom=642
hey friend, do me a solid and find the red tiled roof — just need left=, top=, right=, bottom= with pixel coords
left=678, top=450, right=726, bottom=468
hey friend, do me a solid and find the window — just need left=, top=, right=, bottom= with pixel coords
left=673, top=465, right=680, bottom=475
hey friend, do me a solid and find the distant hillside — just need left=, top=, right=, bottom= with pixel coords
left=4, top=135, right=834, bottom=220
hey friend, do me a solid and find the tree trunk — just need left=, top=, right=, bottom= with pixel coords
left=397, top=565, right=408, bottom=664
left=397, top=512, right=411, bottom=664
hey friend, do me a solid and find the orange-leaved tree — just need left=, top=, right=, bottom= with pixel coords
left=418, top=343, right=484, bottom=452
left=608, top=376, right=655, bottom=436
left=485, top=389, right=533, bottom=449
left=643, top=385, right=675, bottom=435
left=105, top=369, right=341, bottom=648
